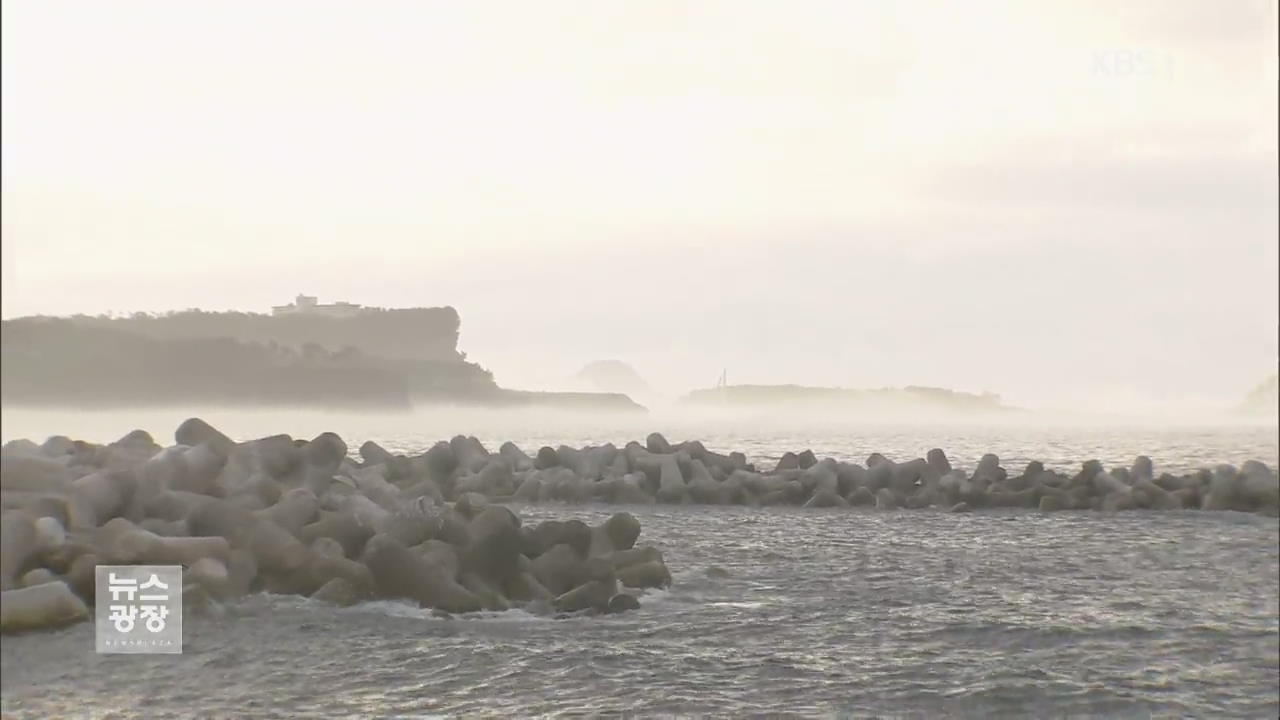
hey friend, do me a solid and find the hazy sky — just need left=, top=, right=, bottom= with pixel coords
left=2, top=0, right=1277, bottom=412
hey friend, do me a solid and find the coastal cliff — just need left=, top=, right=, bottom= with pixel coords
left=0, top=317, right=419, bottom=408
left=64, top=306, right=466, bottom=363
left=0, top=308, right=642, bottom=412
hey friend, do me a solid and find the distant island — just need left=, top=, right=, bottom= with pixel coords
left=679, top=383, right=1021, bottom=415
left=573, top=360, right=658, bottom=403
left=0, top=295, right=644, bottom=412
left=1237, top=375, right=1278, bottom=418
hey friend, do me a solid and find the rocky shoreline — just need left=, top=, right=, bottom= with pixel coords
left=392, top=429, right=1275, bottom=516
left=2, top=419, right=1276, bottom=634
left=0, top=419, right=672, bottom=634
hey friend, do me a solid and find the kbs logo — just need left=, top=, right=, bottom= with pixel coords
left=1091, top=49, right=1175, bottom=80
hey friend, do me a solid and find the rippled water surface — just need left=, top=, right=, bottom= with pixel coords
left=3, top=507, right=1278, bottom=718
left=1, top=410, right=1277, bottom=717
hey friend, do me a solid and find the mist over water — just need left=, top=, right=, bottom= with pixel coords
left=3, top=406, right=1276, bottom=473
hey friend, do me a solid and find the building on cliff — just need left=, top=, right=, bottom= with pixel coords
left=271, top=294, right=364, bottom=318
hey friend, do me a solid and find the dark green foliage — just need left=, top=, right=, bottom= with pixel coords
left=0, top=313, right=498, bottom=408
